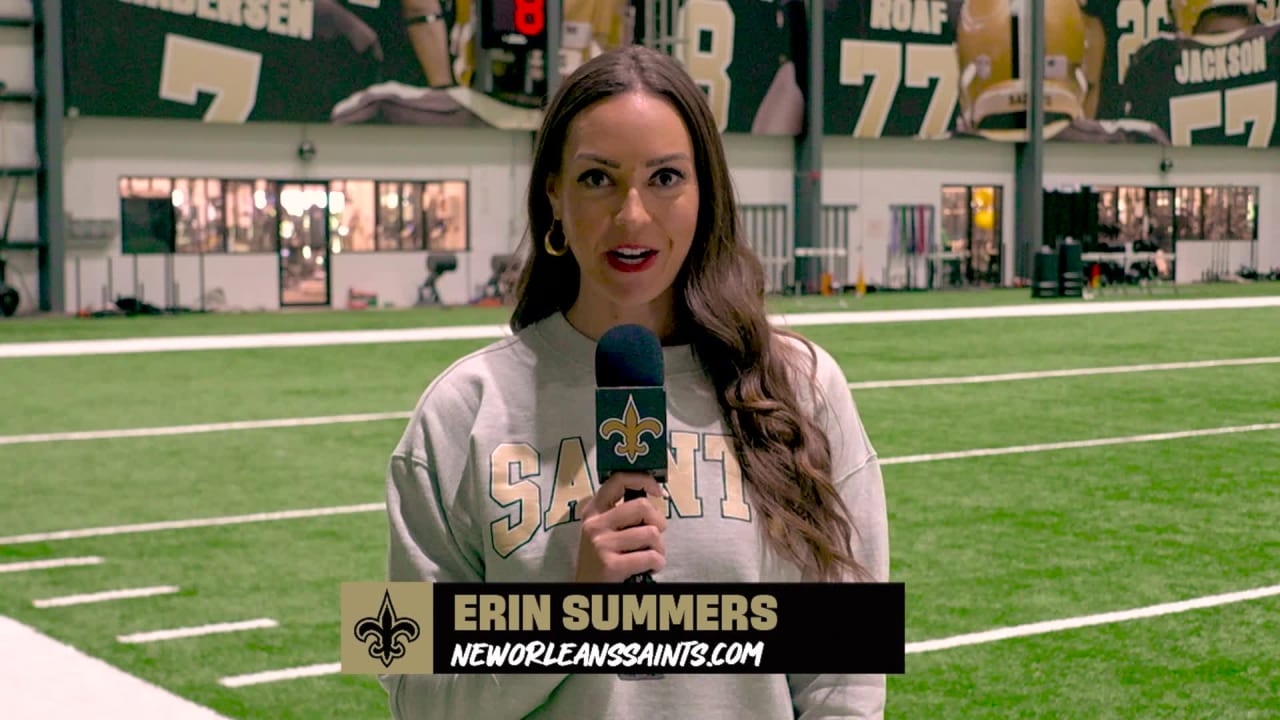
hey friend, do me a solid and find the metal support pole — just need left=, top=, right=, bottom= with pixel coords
left=792, top=0, right=822, bottom=294
left=545, top=0, right=562, bottom=100
left=1014, top=0, right=1045, bottom=284
left=34, top=0, right=66, bottom=312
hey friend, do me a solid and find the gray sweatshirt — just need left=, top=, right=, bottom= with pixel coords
left=381, top=312, right=890, bottom=719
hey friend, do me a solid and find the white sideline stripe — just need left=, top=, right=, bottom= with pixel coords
left=0, top=324, right=513, bottom=359
left=3, top=296, right=1278, bottom=359
left=906, top=583, right=1280, bottom=654
left=0, top=503, right=385, bottom=545
left=3, top=422, right=1276, bottom=547
left=880, top=422, right=1280, bottom=465
left=0, top=615, right=233, bottom=719
left=32, top=585, right=180, bottom=609
left=0, top=556, right=103, bottom=573
left=6, top=356, right=1276, bottom=447
left=849, top=356, right=1280, bottom=390
left=771, top=295, right=1280, bottom=328
left=0, top=412, right=412, bottom=446
left=118, top=618, right=278, bottom=644
left=218, top=662, right=343, bottom=688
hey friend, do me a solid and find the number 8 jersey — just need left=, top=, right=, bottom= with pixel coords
left=1122, top=22, right=1280, bottom=147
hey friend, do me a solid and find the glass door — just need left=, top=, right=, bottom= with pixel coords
left=941, top=185, right=1004, bottom=286
left=278, top=182, right=331, bottom=306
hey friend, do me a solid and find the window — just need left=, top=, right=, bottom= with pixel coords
left=1095, top=185, right=1258, bottom=242
left=172, top=178, right=226, bottom=253
left=377, top=182, right=425, bottom=250
left=1229, top=186, right=1257, bottom=240
left=1175, top=187, right=1202, bottom=240
left=422, top=181, right=469, bottom=251
left=1115, top=187, right=1146, bottom=244
left=329, top=180, right=376, bottom=253
left=119, top=178, right=176, bottom=254
left=224, top=179, right=278, bottom=253
left=117, top=176, right=469, bottom=254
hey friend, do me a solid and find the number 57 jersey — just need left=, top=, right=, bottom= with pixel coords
left=1123, top=23, right=1280, bottom=147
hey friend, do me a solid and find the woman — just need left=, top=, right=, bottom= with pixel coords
left=381, top=45, right=888, bottom=719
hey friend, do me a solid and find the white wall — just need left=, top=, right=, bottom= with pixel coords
left=59, top=117, right=533, bottom=312
left=814, top=138, right=1280, bottom=288
left=824, top=137, right=1017, bottom=287
left=1044, top=142, right=1280, bottom=273
left=40, top=115, right=1280, bottom=316
left=329, top=251, right=434, bottom=310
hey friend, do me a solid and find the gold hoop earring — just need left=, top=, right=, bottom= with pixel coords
left=544, top=221, right=568, bottom=257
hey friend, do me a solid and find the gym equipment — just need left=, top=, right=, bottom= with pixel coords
left=417, top=253, right=457, bottom=306
left=484, top=253, right=518, bottom=299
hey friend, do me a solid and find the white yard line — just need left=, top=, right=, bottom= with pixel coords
left=32, top=585, right=181, bottom=609
left=118, top=618, right=278, bottom=644
left=0, top=556, right=103, bottom=573
left=880, top=422, right=1280, bottom=465
left=0, top=616, right=233, bottom=719
left=849, top=356, right=1280, bottom=390
left=3, top=296, right=1277, bottom=359
left=4, top=356, right=1275, bottom=447
left=218, top=662, right=343, bottom=688
left=0, top=412, right=411, bottom=446
left=907, top=583, right=1280, bottom=654
left=4, top=421, right=1276, bottom=547
left=0, top=503, right=385, bottom=546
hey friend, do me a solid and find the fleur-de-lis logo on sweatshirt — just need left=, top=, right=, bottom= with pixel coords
left=353, top=590, right=421, bottom=668
left=599, top=394, right=664, bottom=464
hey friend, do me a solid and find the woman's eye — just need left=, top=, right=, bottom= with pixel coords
left=577, top=169, right=611, bottom=188
left=653, top=169, right=685, bottom=187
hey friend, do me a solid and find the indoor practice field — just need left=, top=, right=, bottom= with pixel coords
left=2, top=288, right=1278, bottom=720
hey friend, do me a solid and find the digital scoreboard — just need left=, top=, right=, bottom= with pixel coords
left=479, top=0, right=547, bottom=49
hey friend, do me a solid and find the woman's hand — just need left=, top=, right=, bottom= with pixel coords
left=575, top=472, right=668, bottom=583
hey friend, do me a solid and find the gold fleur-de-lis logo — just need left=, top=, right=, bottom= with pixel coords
left=599, top=394, right=663, bottom=464
left=353, top=590, right=421, bottom=669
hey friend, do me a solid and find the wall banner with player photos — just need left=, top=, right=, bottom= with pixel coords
left=62, top=0, right=1280, bottom=145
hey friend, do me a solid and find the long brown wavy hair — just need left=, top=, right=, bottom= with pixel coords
left=511, top=46, right=866, bottom=582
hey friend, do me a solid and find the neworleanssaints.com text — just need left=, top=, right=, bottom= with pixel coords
left=451, top=641, right=766, bottom=669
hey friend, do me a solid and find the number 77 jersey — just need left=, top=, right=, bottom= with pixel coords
left=824, top=0, right=959, bottom=138
left=1123, top=23, right=1280, bottom=147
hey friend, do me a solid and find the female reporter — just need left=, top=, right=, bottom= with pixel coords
left=381, top=45, right=889, bottom=719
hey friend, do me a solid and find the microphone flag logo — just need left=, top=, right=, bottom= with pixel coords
left=598, top=393, right=664, bottom=463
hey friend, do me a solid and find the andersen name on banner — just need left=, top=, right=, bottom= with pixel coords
left=340, top=582, right=905, bottom=676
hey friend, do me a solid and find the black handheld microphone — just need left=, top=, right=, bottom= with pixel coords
left=594, top=323, right=668, bottom=584
left=595, top=324, right=668, bottom=682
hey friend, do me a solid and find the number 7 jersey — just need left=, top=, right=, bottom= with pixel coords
left=1122, top=23, right=1280, bottom=147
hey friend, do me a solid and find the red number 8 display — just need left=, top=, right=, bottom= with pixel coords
left=514, top=0, right=545, bottom=35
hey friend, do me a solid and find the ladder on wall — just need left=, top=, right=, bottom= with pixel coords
left=0, top=0, right=47, bottom=315
left=0, top=0, right=61, bottom=313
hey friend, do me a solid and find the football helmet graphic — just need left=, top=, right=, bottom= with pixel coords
left=955, top=0, right=1090, bottom=138
left=1169, top=0, right=1258, bottom=34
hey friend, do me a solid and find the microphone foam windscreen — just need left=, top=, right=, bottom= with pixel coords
left=595, top=324, right=664, bottom=387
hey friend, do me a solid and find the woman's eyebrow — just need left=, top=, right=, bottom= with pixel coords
left=572, top=153, right=620, bottom=168
left=646, top=153, right=691, bottom=167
